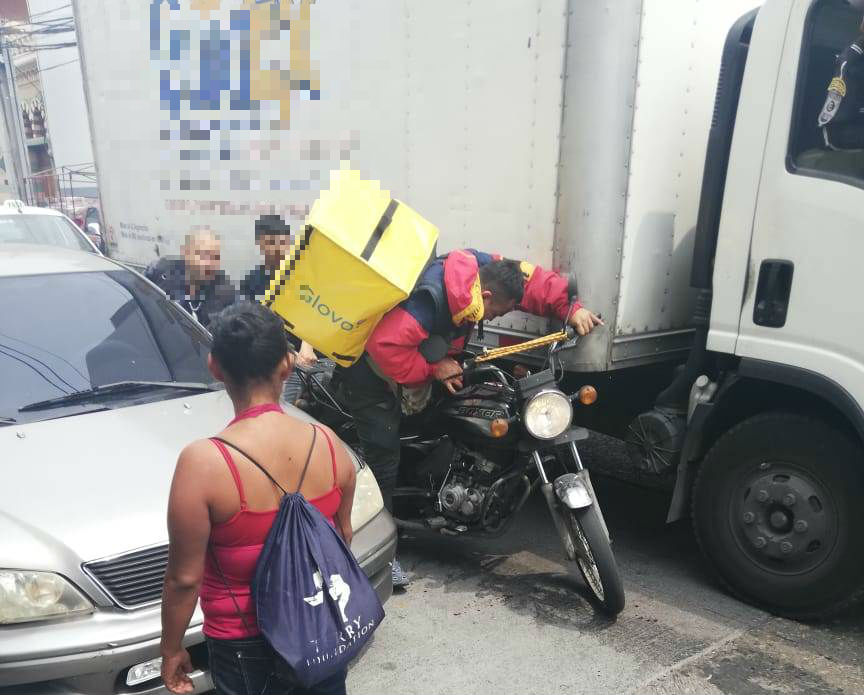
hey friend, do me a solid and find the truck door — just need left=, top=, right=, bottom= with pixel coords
left=736, top=0, right=864, bottom=414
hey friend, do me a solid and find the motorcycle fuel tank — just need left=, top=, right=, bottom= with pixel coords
left=437, top=383, right=516, bottom=443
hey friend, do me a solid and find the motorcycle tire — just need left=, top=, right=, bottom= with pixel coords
left=565, top=505, right=625, bottom=616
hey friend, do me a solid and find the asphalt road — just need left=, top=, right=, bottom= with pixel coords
left=347, top=435, right=864, bottom=695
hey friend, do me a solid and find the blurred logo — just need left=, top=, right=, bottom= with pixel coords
left=149, top=0, right=322, bottom=194
left=149, top=0, right=319, bottom=128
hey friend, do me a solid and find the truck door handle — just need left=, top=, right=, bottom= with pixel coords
left=753, top=259, right=794, bottom=328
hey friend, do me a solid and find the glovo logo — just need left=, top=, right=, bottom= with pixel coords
left=299, top=285, right=366, bottom=332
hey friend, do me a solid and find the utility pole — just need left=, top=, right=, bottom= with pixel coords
left=0, top=26, right=31, bottom=201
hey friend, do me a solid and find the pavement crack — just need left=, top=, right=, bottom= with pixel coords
left=624, top=625, right=754, bottom=695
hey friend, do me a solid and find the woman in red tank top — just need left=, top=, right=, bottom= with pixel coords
left=160, top=302, right=356, bottom=695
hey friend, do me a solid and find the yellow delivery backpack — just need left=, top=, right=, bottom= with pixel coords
left=263, top=170, right=439, bottom=367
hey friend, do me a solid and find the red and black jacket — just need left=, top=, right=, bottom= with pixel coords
left=366, top=249, right=580, bottom=387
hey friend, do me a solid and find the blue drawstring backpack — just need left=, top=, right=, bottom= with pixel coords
left=211, top=427, right=385, bottom=688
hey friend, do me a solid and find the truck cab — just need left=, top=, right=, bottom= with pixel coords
left=655, top=0, right=864, bottom=619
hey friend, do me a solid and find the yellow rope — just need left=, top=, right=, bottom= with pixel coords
left=474, top=330, right=568, bottom=363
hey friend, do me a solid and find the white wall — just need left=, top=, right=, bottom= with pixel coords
left=26, top=0, right=94, bottom=173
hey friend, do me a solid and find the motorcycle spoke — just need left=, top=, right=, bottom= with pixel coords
left=568, top=513, right=605, bottom=601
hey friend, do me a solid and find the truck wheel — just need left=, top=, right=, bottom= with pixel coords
left=692, top=412, right=864, bottom=620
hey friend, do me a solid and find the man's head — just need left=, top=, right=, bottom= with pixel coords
left=478, top=260, right=524, bottom=320
left=182, top=230, right=221, bottom=287
left=255, top=214, right=291, bottom=270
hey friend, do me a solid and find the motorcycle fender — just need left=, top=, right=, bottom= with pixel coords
left=553, top=473, right=592, bottom=510
left=541, top=482, right=578, bottom=562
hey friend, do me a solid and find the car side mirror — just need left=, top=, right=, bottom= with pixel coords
left=86, top=222, right=101, bottom=236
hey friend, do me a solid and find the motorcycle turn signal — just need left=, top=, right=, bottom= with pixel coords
left=576, top=385, right=598, bottom=405
left=490, top=418, right=509, bottom=438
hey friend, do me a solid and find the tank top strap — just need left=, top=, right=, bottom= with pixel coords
left=314, top=425, right=338, bottom=486
left=227, top=402, right=283, bottom=427
left=210, top=438, right=247, bottom=510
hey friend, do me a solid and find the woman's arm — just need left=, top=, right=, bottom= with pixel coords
left=328, top=429, right=357, bottom=545
left=160, top=442, right=214, bottom=694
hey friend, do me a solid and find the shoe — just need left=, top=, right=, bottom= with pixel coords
left=391, top=558, right=410, bottom=588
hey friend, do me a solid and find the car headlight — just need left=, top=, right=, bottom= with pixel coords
left=0, top=570, right=93, bottom=625
left=349, top=450, right=385, bottom=532
left=523, top=389, right=572, bottom=440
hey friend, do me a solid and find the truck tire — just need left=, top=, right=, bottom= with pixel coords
left=692, top=412, right=864, bottom=620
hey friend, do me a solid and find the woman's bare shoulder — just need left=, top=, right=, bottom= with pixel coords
left=176, top=437, right=223, bottom=473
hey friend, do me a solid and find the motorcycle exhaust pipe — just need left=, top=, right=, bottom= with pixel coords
left=394, top=519, right=434, bottom=534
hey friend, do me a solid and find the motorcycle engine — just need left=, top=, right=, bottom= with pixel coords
left=437, top=450, right=499, bottom=522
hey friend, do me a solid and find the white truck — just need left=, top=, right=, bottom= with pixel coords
left=73, top=0, right=864, bottom=618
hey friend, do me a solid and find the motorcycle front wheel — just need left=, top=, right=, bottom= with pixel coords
left=564, top=505, right=625, bottom=616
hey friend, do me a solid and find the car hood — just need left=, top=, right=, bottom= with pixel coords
left=0, top=391, right=244, bottom=563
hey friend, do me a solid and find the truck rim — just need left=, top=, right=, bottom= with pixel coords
left=731, top=460, right=838, bottom=575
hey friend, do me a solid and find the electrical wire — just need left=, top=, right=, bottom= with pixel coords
left=13, top=55, right=79, bottom=91
left=27, top=3, right=72, bottom=20
left=0, top=18, right=74, bottom=32
left=28, top=57, right=78, bottom=74
left=12, top=42, right=77, bottom=53
left=15, top=19, right=74, bottom=29
left=0, top=344, right=72, bottom=395
left=0, top=331, right=88, bottom=384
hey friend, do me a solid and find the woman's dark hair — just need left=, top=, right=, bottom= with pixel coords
left=479, top=259, right=525, bottom=304
left=210, top=302, right=290, bottom=382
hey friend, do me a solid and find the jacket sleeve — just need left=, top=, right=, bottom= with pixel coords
left=365, top=307, right=437, bottom=385
left=516, top=262, right=581, bottom=321
left=144, top=258, right=162, bottom=285
left=215, top=276, right=239, bottom=311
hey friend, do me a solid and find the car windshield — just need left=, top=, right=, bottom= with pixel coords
left=0, top=269, right=217, bottom=424
left=0, top=214, right=93, bottom=253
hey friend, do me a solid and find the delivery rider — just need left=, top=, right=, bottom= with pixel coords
left=336, top=249, right=603, bottom=587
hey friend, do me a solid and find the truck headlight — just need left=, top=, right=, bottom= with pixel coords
left=523, top=390, right=572, bottom=440
left=348, top=449, right=384, bottom=532
left=0, top=570, right=93, bottom=624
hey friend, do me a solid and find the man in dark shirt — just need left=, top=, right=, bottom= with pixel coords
left=241, top=215, right=319, bottom=404
left=145, top=230, right=236, bottom=329
left=240, top=214, right=293, bottom=304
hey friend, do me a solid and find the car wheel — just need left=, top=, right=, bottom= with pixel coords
left=692, top=412, right=864, bottom=620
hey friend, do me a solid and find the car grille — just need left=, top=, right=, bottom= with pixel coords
left=83, top=544, right=168, bottom=609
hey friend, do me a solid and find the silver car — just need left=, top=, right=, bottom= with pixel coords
left=0, top=245, right=396, bottom=695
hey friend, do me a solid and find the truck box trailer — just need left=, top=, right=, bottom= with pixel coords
left=74, top=0, right=864, bottom=618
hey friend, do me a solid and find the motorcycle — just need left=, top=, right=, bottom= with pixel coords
left=295, top=328, right=625, bottom=615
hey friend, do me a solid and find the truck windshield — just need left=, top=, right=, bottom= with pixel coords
left=0, top=269, right=217, bottom=425
left=0, top=214, right=94, bottom=253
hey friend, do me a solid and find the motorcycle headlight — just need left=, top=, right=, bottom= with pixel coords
left=523, top=390, right=572, bottom=440
left=0, top=570, right=93, bottom=625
